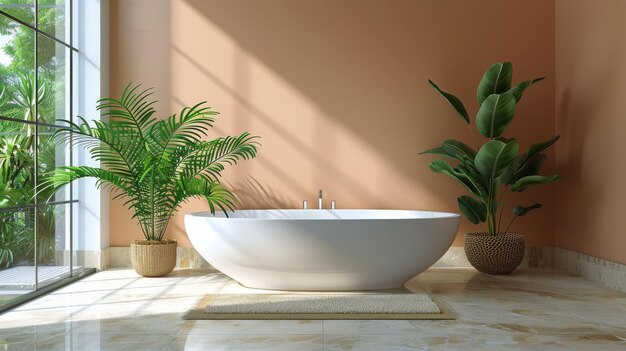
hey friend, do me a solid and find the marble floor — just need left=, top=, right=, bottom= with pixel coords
left=0, top=267, right=624, bottom=350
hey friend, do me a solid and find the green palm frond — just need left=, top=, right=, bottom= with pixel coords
left=49, top=83, right=260, bottom=241
left=7, top=73, right=47, bottom=124
left=173, top=177, right=235, bottom=215
left=2, top=73, right=48, bottom=136
left=176, top=132, right=260, bottom=182
left=54, top=117, right=144, bottom=179
left=150, top=102, right=218, bottom=153
left=46, top=166, right=131, bottom=193
left=96, top=83, right=157, bottom=139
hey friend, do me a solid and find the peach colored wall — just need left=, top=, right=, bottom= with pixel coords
left=109, top=0, right=556, bottom=248
left=555, top=0, right=626, bottom=265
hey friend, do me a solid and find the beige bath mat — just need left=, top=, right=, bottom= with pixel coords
left=184, top=293, right=456, bottom=320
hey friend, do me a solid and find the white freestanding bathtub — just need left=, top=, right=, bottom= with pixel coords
left=184, top=209, right=460, bottom=291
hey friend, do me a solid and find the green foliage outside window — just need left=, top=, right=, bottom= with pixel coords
left=0, top=1, right=67, bottom=267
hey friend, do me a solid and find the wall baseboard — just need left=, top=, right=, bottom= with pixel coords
left=554, top=248, right=626, bottom=293
left=108, top=246, right=554, bottom=269
left=109, top=246, right=210, bottom=269
left=432, top=246, right=554, bottom=269
left=104, top=246, right=624, bottom=292
left=64, top=249, right=111, bottom=271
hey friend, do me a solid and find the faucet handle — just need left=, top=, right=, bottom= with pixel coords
left=303, top=200, right=308, bottom=209
left=331, top=200, right=336, bottom=210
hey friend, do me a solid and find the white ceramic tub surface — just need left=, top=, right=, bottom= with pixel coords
left=184, top=209, right=460, bottom=291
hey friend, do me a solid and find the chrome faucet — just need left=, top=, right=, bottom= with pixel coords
left=303, top=190, right=336, bottom=209
left=318, top=189, right=323, bottom=209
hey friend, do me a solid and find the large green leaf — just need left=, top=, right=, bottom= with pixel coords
left=420, top=146, right=455, bottom=159
left=513, top=203, right=542, bottom=217
left=477, top=62, right=513, bottom=105
left=474, top=140, right=519, bottom=179
left=476, top=92, right=516, bottom=138
left=428, top=80, right=470, bottom=124
left=456, top=164, right=488, bottom=198
left=509, top=77, right=544, bottom=102
left=503, top=135, right=559, bottom=185
left=511, top=175, right=560, bottom=192
left=527, top=135, right=560, bottom=157
left=501, top=153, right=547, bottom=185
left=429, top=159, right=462, bottom=178
left=441, top=139, right=476, bottom=164
left=421, top=140, right=476, bottom=165
left=457, top=195, right=487, bottom=224
left=429, top=160, right=478, bottom=195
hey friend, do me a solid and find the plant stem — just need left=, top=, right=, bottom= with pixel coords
left=497, top=204, right=506, bottom=235
left=503, top=214, right=519, bottom=234
left=468, top=125, right=479, bottom=150
left=496, top=188, right=510, bottom=234
left=150, top=172, right=156, bottom=241
left=487, top=178, right=496, bottom=235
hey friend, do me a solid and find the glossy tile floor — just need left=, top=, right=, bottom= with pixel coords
left=0, top=267, right=625, bottom=350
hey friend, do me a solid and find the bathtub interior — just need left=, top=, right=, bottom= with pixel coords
left=188, top=209, right=460, bottom=220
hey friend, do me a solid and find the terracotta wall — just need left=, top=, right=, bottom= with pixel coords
left=109, top=0, right=556, bottom=247
left=555, top=0, right=626, bottom=265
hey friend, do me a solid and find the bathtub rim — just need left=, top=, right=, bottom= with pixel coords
left=184, top=209, right=461, bottom=221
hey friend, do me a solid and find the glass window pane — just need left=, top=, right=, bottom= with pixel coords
left=1, top=0, right=78, bottom=310
left=37, top=125, right=69, bottom=203
left=38, top=0, right=67, bottom=43
left=0, top=207, right=36, bottom=307
left=0, top=1, right=35, bottom=27
left=0, top=17, right=35, bottom=121
left=37, top=32, right=67, bottom=125
left=37, top=203, right=75, bottom=287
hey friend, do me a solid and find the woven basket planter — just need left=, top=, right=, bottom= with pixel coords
left=464, top=233, right=525, bottom=275
left=130, top=240, right=177, bottom=277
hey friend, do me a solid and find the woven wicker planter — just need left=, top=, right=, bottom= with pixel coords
left=464, top=233, right=525, bottom=275
left=130, top=240, right=177, bottom=277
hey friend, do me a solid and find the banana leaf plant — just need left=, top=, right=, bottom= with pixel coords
left=46, top=83, right=260, bottom=241
left=422, top=62, right=559, bottom=235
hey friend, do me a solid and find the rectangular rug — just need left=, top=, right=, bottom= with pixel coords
left=184, top=293, right=456, bottom=320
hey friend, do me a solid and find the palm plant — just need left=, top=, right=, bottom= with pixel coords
left=0, top=184, right=32, bottom=267
left=0, top=134, right=33, bottom=189
left=4, top=73, right=47, bottom=137
left=0, top=135, right=39, bottom=266
left=0, top=72, right=60, bottom=267
left=422, top=62, right=560, bottom=236
left=47, top=84, right=260, bottom=241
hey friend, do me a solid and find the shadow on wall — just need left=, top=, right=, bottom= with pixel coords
left=107, top=0, right=556, bottom=246
left=181, top=0, right=554, bottom=178
left=181, top=0, right=457, bottom=183
left=170, top=0, right=556, bottom=247
left=556, top=57, right=620, bottom=244
left=227, top=177, right=292, bottom=209
left=170, top=46, right=393, bottom=207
